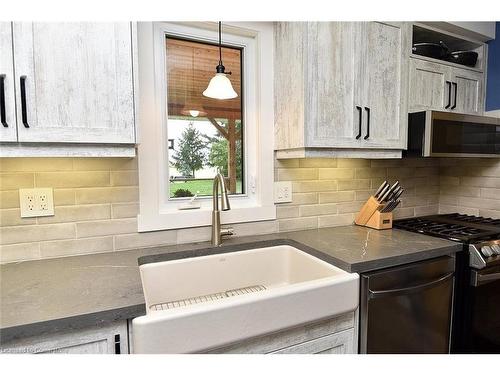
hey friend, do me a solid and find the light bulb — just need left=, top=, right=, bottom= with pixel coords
left=189, top=110, right=200, bottom=117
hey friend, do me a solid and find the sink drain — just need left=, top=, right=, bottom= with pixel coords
left=150, top=285, right=266, bottom=311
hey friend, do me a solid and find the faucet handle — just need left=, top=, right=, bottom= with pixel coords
left=220, top=227, right=234, bottom=237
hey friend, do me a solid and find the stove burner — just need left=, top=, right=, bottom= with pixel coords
left=441, top=213, right=500, bottom=226
left=394, top=214, right=500, bottom=243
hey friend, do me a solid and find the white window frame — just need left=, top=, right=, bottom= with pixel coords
left=136, top=22, right=275, bottom=232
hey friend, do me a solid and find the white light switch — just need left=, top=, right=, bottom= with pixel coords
left=19, top=188, right=55, bottom=218
left=274, top=181, right=293, bottom=203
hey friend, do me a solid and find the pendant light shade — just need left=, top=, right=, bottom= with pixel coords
left=203, top=22, right=238, bottom=100
left=203, top=73, right=237, bottom=100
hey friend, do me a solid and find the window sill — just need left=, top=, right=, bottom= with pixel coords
left=137, top=204, right=276, bottom=232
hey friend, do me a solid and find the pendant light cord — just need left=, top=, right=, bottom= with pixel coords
left=218, top=21, right=222, bottom=66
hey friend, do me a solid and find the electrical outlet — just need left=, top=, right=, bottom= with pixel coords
left=274, top=181, right=292, bottom=203
left=19, top=188, right=55, bottom=218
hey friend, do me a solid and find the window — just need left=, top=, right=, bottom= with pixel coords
left=137, top=22, right=275, bottom=232
left=165, top=37, right=244, bottom=198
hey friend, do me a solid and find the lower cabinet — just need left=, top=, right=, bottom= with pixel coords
left=1, top=312, right=358, bottom=354
left=206, top=310, right=358, bottom=354
left=0, top=321, right=128, bottom=354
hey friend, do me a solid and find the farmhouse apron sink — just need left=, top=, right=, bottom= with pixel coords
left=132, top=244, right=359, bottom=353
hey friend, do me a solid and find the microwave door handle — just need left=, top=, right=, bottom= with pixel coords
left=368, top=272, right=454, bottom=299
left=445, top=81, right=451, bottom=109
left=451, top=82, right=457, bottom=110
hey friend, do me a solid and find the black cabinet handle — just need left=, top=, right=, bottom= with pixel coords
left=355, top=106, right=362, bottom=139
left=451, top=82, right=457, bottom=110
left=20, top=76, right=30, bottom=128
left=0, top=75, right=7, bottom=127
left=364, top=107, right=370, bottom=140
left=444, top=81, right=451, bottom=109
left=114, top=334, right=121, bottom=354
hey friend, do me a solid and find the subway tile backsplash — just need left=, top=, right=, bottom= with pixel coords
left=1, top=157, right=499, bottom=264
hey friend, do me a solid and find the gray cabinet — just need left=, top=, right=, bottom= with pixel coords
left=206, top=311, right=358, bottom=354
left=0, top=321, right=128, bottom=354
left=452, top=68, right=483, bottom=115
left=359, top=22, right=409, bottom=149
left=409, top=58, right=450, bottom=111
left=275, top=22, right=409, bottom=159
left=271, top=329, right=354, bottom=354
left=0, top=22, right=17, bottom=143
left=12, top=22, right=135, bottom=144
left=1, top=22, right=136, bottom=157
left=409, top=57, right=485, bottom=115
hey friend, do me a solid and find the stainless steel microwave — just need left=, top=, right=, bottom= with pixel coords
left=404, top=111, right=500, bottom=158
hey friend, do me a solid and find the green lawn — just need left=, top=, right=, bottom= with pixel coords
left=170, top=179, right=242, bottom=198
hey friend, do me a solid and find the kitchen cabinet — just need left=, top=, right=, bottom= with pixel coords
left=0, top=321, right=128, bottom=354
left=1, top=22, right=136, bottom=157
left=207, top=311, right=358, bottom=354
left=452, top=68, right=483, bottom=114
left=409, top=58, right=485, bottom=115
left=275, top=22, right=410, bottom=159
left=270, top=330, right=355, bottom=354
left=0, top=22, right=17, bottom=143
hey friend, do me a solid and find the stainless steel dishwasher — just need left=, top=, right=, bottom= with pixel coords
left=359, top=256, right=455, bottom=353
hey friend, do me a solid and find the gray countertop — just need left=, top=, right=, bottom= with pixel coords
left=0, top=225, right=462, bottom=344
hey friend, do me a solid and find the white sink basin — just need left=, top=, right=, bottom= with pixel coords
left=132, top=244, right=359, bottom=353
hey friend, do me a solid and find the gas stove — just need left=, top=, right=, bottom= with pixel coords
left=394, top=213, right=500, bottom=269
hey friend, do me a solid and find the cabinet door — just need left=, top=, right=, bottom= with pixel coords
left=271, top=329, right=355, bottom=354
left=452, top=68, right=484, bottom=115
left=305, top=22, right=362, bottom=148
left=0, top=22, right=17, bottom=142
left=359, top=22, right=409, bottom=149
left=0, top=321, right=128, bottom=354
left=12, top=22, right=135, bottom=144
left=409, top=58, right=452, bottom=112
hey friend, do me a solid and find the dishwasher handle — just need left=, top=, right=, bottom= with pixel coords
left=368, top=272, right=454, bottom=299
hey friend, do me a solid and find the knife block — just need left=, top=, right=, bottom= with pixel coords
left=354, top=196, right=393, bottom=230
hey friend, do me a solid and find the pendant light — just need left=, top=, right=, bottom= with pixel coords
left=182, top=47, right=206, bottom=117
left=203, top=22, right=238, bottom=100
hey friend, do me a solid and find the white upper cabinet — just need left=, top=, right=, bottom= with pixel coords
left=358, top=22, right=409, bottom=149
left=409, top=58, right=485, bottom=115
left=409, top=59, right=450, bottom=111
left=408, top=23, right=486, bottom=115
left=304, top=22, right=360, bottom=149
left=452, top=68, right=483, bottom=115
left=0, top=22, right=17, bottom=143
left=275, top=22, right=410, bottom=158
left=11, top=22, right=136, bottom=145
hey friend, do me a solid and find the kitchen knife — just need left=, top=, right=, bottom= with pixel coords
left=392, top=188, right=404, bottom=201
left=377, top=184, right=391, bottom=201
left=385, top=181, right=400, bottom=201
left=379, top=186, right=393, bottom=202
left=374, top=181, right=388, bottom=199
left=389, top=200, right=401, bottom=212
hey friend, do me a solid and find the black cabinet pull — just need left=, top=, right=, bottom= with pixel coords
left=364, top=107, right=370, bottom=140
left=114, top=334, right=121, bottom=354
left=444, top=81, right=451, bottom=109
left=0, top=75, right=7, bottom=127
left=355, top=106, right=362, bottom=139
left=20, top=76, right=30, bottom=128
left=451, top=82, right=457, bottom=110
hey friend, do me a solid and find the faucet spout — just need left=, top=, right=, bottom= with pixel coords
left=211, top=172, right=233, bottom=246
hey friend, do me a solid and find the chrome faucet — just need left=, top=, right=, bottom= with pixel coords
left=211, top=172, right=233, bottom=246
